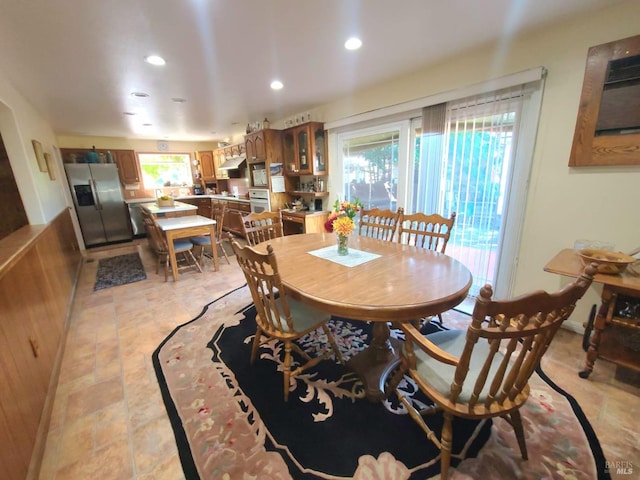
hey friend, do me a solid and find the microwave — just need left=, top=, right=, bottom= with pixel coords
left=252, top=168, right=268, bottom=187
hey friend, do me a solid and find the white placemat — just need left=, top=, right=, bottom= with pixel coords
left=307, top=245, right=381, bottom=267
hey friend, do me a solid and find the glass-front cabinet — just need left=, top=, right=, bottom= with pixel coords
left=283, top=122, right=327, bottom=176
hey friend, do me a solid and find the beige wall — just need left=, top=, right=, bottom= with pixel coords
left=309, top=1, right=640, bottom=330
left=0, top=77, right=67, bottom=224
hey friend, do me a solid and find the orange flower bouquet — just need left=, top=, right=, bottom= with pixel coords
left=324, top=198, right=362, bottom=255
left=324, top=198, right=362, bottom=233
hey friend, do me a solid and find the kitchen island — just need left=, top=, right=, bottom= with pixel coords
left=140, top=201, right=197, bottom=218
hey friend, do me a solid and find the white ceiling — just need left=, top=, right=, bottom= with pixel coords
left=0, top=0, right=622, bottom=142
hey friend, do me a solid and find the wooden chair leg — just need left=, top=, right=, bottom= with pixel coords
left=440, top=412, right=454, bottom=480
left=436, top=313, right=444, bottom=325
left=510, top=409, right=528, bottom=460
left=283, top=342, right=292, bottom=402
left=250, top=328, right=263, bottom=364
left=185, top=250, right=203, bottom=273
left=321, top=324, right=344, bottom=364
left=163, top=254, right=169, bottom=282
left=218, top=241, right=231, bottom=264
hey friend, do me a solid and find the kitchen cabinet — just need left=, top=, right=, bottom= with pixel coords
left=281, top=210, right=329, bottom=236
left=180, top=197, right=212, bottom=218
left=213, top=142, right=246, bottom=180
left=220, top=199, right=251, bottom=236
left=60, top=148, right=140, bottom=184
left=245, top=130, right=265, bottom=161
left=114, top=150, right=140, bottom=184
left=244, top=129, right=283, bottom=190
left=213, top=149, right=227, bottom=179
left=245, top=129, right=281, bottom=163
left=283, top=122, right=327, bottom=176
left=196, top=151, right=215, bottom=181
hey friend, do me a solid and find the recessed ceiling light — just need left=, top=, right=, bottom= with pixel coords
left=344, top=37, right=362, bottom=50
left=145, top=55, right=166, bottom=66
left=142, top=123, right=152, bottom=127
left=123, top=111, right=136, bottom=116
left=171, top=97, right=186, bottom=103
left=270, top=80, right=284, bottom=90
left=131, top=92, right=149, bottom=98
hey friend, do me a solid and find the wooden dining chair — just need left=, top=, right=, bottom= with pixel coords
left=230, top=240, right=344, bottom=401
left=190, top=201, right=232, bottom=265
left=398, top=211, right=456, bottom=253
left=240, top=211, right=284, bottom=246
left=390, top=264, right=596, bottom=480
left=358, top=207, right=403, bottom=242
left=142, top=210, right=202, bottom=281
left=399, top=211, right=456, bottom=325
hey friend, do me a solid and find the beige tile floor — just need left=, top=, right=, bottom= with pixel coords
left=39, top=239, right=639, bottom=479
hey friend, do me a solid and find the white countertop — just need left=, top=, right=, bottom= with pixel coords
left=126, top=195, right=250, bottom=204
left=125, top=197, right=156, bottom=204
left=140, top=201, right=198, bottom=214
left=155, top=215, right=216, bottom=230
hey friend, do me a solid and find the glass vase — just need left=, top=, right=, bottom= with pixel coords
left=337, top=234, right=349, bottom=256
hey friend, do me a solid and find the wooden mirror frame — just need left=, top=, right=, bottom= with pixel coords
left=569, top=34, right=640, bottom=167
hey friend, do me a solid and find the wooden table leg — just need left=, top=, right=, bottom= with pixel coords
left=346, top=321, right=402, bottom=402
left=579, top=289, right=613, bottom=378
left=166, top=231, right=179, bottom=281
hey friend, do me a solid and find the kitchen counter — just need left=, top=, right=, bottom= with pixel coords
left=207, top=194, right=251, bottom=204
left=280, top=210, right=329, bottom=235
left=280, top=209, right=328, bottom=217
left=125, top=197, right=156, bottom=204
left=126, top=194, right=251, bottom=204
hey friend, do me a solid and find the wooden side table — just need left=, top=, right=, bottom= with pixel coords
left=544, top=249, right=640, bottom=378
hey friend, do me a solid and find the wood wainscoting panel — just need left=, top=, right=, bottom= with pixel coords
left=0, top=208, right=82, bottom=480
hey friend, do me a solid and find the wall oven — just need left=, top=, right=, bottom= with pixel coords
left=248, top=188, right=271, bottom=213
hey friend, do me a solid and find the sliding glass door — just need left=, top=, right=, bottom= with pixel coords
left=336, top=84, right=540, bottom=302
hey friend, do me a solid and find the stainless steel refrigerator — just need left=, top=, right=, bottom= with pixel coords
left=64, top=164, right=132, bottom=246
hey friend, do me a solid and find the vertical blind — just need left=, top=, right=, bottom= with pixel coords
left=417, top=86, right=526, bottom=297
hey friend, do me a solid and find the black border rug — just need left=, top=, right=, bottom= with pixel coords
left=153, top=287, right=612, bottom=479
left=93, top=252, right=147, bottom=291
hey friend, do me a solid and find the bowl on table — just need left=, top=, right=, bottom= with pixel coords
left=577, top=249, right=636, bottom=275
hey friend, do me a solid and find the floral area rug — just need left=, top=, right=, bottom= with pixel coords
left=93, top=252, right=147, bottom=291
left=152, top=286, right=610, bottom=479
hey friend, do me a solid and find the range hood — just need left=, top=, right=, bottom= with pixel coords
left=219, top=155, right=246, bottom=170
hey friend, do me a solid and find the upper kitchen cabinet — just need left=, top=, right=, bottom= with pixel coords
left=113, top=150, right=140, bottom=184
left=60, top=148, right=140, bottom=184
left=196, top=150, right=215, bottom=181
left=213, top=149, right=227, bottom=179
left=283, top=122, right=327, bottom=176
left=213, top=142, right=246, bottom=180
left=244, top=129, right=283, bottom=163
left=245, top=130, right=265, bottom=162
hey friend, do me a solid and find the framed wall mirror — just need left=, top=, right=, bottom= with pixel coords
left=569, top=34, right=640, bottom=167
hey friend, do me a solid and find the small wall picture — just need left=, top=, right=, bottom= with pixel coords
left=44, top=153, right=55, bottom=180
left=32, top=139, right=47, bottom=172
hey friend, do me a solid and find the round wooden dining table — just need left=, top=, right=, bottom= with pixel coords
left=253, top=232, right=473, bottom=401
